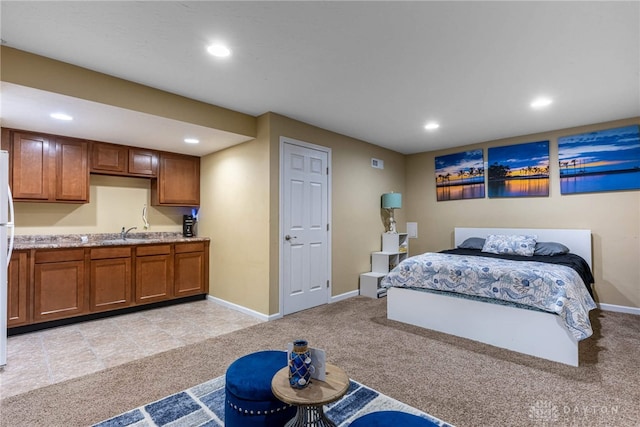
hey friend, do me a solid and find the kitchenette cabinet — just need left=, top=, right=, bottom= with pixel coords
left=135, top=244, right=174, bottom=304
left=55, top=137, right=90, bottom=202
left=33, top=248, right=87, bottom=322
left=90, top=141, right=158, bottom=177
left=7, top=250, right=30, bottom=327
left=174, top=242, right=208, bottom=297
left=7, top=239, right=210, bottom=330
left=151, top=152, right=200, bottom=206
left=3, top=130, right=89, bottom=203
left=3, top=127, right=201, bottom=207
left=90, top=247, right=133, bottom=312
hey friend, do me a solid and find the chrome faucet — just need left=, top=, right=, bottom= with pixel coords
left=121, top=226, right=137, bottom=240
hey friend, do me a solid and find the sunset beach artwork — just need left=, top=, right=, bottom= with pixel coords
left=435, top=149, right=485, bottom=201
left=558, top=125, right=640, bottom=195
left=487, top=141, right=550, bottom=198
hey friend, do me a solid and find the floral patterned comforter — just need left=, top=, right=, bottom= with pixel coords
left=380, top=252, right=597, bottom=340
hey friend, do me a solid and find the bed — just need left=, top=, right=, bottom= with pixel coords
left=381, top=227, right=597, bottom=366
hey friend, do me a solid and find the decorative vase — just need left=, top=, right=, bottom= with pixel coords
left=289, top=339, right=312, bottom=389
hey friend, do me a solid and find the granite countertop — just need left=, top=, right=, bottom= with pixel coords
left=11, top=232, right=209, bottom=250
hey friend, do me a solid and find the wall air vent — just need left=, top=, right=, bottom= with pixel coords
left=371, top=158, right=384, bottom=169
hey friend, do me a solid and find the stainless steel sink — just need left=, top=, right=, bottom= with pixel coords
left=101, top=238, right=150, bottom=244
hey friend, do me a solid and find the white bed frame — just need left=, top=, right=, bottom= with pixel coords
left=387, top=227, right=592, bottom=366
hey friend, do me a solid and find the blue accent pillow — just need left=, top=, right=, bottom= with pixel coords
left=481, top=234, right=538, bottom=257
left=534, top=241, right=570, bottom=256
left=458, top=237, right=486, bottom=250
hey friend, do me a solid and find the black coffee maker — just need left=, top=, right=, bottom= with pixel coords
left=183, top=215, right=194, bottom=237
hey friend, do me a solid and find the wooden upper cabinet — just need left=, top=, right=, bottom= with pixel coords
left=9, top=131, right=51, bottom=200
left=6, top=130, right=89, bottom=203
left=129, top=148, right=158, bottom=176
left=56, top=137, right=89, bottom=202
left=151, top=152, right=200, bottom=206
left=3, top=128, right=201, bottom=207
left=91, top=142, right=158, bottom=177
left=91, top=142, right=128, bottom=174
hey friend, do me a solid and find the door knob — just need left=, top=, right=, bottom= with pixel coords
left=285, top=235, right=297, bottom=241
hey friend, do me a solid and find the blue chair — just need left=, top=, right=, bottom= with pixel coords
left=350, top=410, right=440, bottom=426
left=225, top=350, right=296, bottom=427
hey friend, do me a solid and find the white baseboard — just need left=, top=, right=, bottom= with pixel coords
left=597, top=303, right=640, bottom=316
left=330, top=289, right=359, bottom=303
left=207, top=290, right=360, bottom=322
left=206, top=295, right=276, bottom=322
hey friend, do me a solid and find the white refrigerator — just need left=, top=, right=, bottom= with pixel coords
left=1, top=150, right=16, bottom=367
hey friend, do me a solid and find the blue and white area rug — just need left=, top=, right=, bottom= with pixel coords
left=93, top=375, right=451, bottom=427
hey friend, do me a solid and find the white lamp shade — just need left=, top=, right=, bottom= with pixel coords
left=381, top=192, right=402, bottom=209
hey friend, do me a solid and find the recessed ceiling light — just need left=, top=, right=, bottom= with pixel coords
left=206, top=43, right=231, bottom=58
left=424, top=122, right=440, bottom=130
left=530, top=97, right=553, bottom=109
left=50, top=112, right=73, bottom=121
left=184, top=138, right=200, bottom=144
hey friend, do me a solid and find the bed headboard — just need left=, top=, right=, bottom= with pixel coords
left=454, top=227, right=592, bottom=269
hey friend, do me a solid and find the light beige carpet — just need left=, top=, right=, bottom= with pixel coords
left=1, top=296, right=639, bottom=426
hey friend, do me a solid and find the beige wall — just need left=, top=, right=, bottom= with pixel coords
left=405, top=117, right=640, bottom=308
left=201, top=112, right=406, bottom=315
left=13, top=175, right=188, bottom=235
left=199, top=115, right=272, bottom=314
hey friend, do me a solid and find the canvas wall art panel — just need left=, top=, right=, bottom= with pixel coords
left=435, top=149, right=485, bottom=201
left=487, top=141, right=550, bottom=198
left=558, top=125, right=640, bottom=194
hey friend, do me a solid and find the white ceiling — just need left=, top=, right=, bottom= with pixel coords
left=1, top=1, right=638, bottom=156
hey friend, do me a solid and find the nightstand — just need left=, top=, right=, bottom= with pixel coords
left=360, top=233, right=408, bottom=298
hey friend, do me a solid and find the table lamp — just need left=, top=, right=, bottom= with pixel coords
left=381, top=192, right=402, bottom=233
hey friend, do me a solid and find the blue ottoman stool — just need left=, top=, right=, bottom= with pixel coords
left=350, top=410, right=439, bottom=426
left=225, top=350, right=296, bottom=427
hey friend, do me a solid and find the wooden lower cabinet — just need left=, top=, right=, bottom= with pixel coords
left=135, top=245, right=173, bottom=304
left=90, top=247, right=132, bottom=312
left=10, top=241, right=208, bottom=329
left=7, top=251, right=30, bottom=327
left=174, top=242, right=207, bottom=297
left=34, top=249, right=86, bottom=322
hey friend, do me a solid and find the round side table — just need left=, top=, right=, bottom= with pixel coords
left=271, top=363, right=350, bottom=427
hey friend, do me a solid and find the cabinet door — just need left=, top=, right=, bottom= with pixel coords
left=34, top=259, right=86, bottom=322
left=90, top=255, right=132, bottom=312
left=151, top=152, right=200, bottom=206
left=129, top=148, right=158, bottom=177
left=7, top=251, right=30, bottom=327
left=55, top=138, right=89, bottom=202
left=11, top=132, right=52, bottom=200
left=90, top=142, right=128, bottom=174
left=135, top=254, right=173, bottom=304
left=174, top=251, right=205, bottom=297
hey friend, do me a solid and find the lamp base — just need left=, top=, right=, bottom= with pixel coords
left=386, top=215, right=398, bottom=234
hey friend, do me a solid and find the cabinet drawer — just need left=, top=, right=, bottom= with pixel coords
left=136, top=244, right=171, bottom=256
left=35, top=248, right=85, bottom=263
left=91, top=247, right=132, bottom=260
left=175, top=242, right=205, bottom=254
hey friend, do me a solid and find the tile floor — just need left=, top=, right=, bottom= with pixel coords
left=0, top=299, right=263, bottom=399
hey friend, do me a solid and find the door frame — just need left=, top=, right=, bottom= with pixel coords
left=279, top=136, right=332, bottom=317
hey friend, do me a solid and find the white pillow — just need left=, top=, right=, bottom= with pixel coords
left=481, top=234, right=538, bottom=257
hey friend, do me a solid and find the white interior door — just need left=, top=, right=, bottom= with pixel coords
left=281, top=138, right=330, bottom=315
